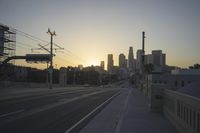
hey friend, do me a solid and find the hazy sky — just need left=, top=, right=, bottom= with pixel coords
left=0, top=0, right=200, bottom=68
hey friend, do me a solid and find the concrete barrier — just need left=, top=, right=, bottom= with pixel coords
left=149, top=84, right=200, bottom=133
left=163, top=89, right=200, bottom=133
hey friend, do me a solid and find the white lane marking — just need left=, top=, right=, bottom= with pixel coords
left=9, top=89, right=119, bottom=122
left=65, top=91, right=121, bottom=133
left=115, top=88, right=132, bottom=133
left=0, top=109, right=25, bottom=118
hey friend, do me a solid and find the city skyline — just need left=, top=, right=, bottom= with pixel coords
left=0, top=0, right=199, bottom=68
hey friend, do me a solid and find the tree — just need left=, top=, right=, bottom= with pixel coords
left=189, top=64, right=200, bottom=69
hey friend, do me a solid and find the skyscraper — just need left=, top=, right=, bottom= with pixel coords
left=144, top=50, right=166, bottom=72
left=107, top=54, right=113, bottom=72
left=100, top=61, right=104, bottom=71
left=128, top=47, right=134, bottom=71
left=151, top=50, right=166, bottom=66
left=136, top=49, right=143, bottom=72
left=119, top=53, right=126, bottom=68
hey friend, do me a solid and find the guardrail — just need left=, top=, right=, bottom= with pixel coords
left=163, top=89, right=200, bottom=133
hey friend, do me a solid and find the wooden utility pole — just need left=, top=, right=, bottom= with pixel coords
left=142, top=31, right=145, bottom=66
left=47, top=28, right=56, bottom=89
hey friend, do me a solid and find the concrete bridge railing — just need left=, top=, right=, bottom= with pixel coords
left=149, top=84, right=200, bottom=133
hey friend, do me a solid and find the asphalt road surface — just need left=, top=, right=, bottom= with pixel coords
left=0, top=86, right=121, bottom=133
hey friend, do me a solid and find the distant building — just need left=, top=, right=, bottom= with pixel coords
left=59, top=67, right=67, bottom=86
left=78, top=65, right=83, bottom=70
left=112, top=66, right=120, bottom=74
left=171, top=69, right=200, bottom=75
left=0, top=64, right=28, bottom=82
left=144, top=54, right=152, bottom=64
left=144, top=50, right=166, bottom=72
left=100, top=61, right=104, bottom=71
left=119, top=53, right=127, bottom=68
left=133, top=59, right=136, bottom=71
left=151, top=50, right=166, bottom=66
left=94, top=66, right=102, bottom=73
left=136, top=49, right=143, bottom=73
left=127, top=47, right=135, bottom=72
left=107, top=54, right=113, bottom=73
left=14, top=66, right=28, bottom=81
left=118, top=53, right=128, bottom=79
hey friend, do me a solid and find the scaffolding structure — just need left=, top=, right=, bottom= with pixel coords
left=0, top=24, right=16, bottom=64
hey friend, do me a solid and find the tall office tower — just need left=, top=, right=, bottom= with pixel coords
left=136, top=49, right=143, bottom=71
left=100, top=61, right=105, bottom=71
left=127, top=47, right=134, bottom=71
left=107, top=54, right=113, bottom=72
left=151, top=50, right=166, bottom=66
left=162, top=54, right=166, bottom=66
left=119, top=53, right=126, bottom=68
left=143, top=50, right=166, bottom=72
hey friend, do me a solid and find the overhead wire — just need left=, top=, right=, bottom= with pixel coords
left=55, top=42, right=89, bottom=65
left=16, top=41, right=38, bottom=49
left=56, top=56, right=76, bottom=66
left=16, top=29, right=87, bottom=65
left=16, top=45, right=28, bottom=50
left=15, top=29, right=48, bottom=44
left=1, top=24, right=88, bottom=66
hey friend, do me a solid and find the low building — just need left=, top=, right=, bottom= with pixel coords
left=14, top=66, right=28, bottom=82
left=171, top=69, right=200, bottom=75
left=59, top=67, right=67, bottom=86
left=142, top=69, right=200, bottom=95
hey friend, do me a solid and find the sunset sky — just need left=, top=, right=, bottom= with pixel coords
left=0, top=0, right=200, bottom=69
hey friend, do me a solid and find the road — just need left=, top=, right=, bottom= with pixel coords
left=0, top=86, right=121, bottom=133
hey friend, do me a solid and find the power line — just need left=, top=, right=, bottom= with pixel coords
left=56, top=55, right=76, bottom=66
left=16, top=41, right=37, bottom=49
left=0, top=23, right=47, bottom=44
left=55, top=42, right=89, bottom=64
left=16, top=45, right=28, bottom=50
left=1, top=23, right=89, bottom=66
left=17, top=32, right=42, bottom=43
left=16, top=29, right=48, bottom=44
left=17, top=30, right=87, bottom=64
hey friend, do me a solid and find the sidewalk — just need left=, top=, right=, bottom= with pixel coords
left=80, top=87, right=178, bottom=133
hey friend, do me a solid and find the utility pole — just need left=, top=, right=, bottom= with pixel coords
left=141, top=31, right=146, bottom=91
left=142, top=31, right=145, bottom=66
left=46, top=62, right=49, bottom=85
left=30, top=29, right=63, bottom=89
left=47, top=28, right=56, bottom=89
left=141, top=31, right=146, bottom=76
